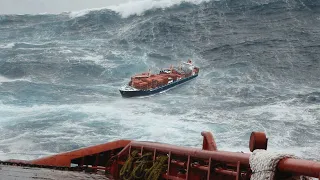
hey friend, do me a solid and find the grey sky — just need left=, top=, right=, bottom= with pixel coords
left=0, top=0, right=130, bottom=14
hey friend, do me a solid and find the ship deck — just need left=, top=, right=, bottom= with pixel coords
left=0, top=164, right=110, bottom=180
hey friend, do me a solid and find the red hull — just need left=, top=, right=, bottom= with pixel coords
left=5, top=131, right=320, bottom=180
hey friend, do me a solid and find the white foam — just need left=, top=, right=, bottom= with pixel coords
left=0, top=75, right=32, bottom=85
left=0, top=86, right=318, bottom=161
left=0, top=136, right=54, bottom=161
left=0, top=42, right=57, bottom=49
left=0, top=43, right=15, bottom=49
left=109, top=0, right=211, bottom=18
left=59, top=49, right=72, bottom=54
left=68, top=53, right=118, bottom=69
left=69, top=7, right=106, bottom=18
left=0, top=76, right=11, bottom=83
left=1, top=99, right=205, bottom=147
left=244, top=100, right=319, bottom=124
left=70, top=0, right=212, bottom=18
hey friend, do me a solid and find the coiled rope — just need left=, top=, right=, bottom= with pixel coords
left=119, top=150, right=140, bottom=180
left=144, top=156, right=168, bottom=180
left=119, top=150, right=168, bottom=180
left=131, top=152, right=153, bottom=179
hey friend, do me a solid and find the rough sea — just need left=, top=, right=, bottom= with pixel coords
left=0, top=0, right=319, bottom=162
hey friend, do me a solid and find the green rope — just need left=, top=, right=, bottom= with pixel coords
left=131, top=152, right=153, bottom=179
left=144, top=156, right=168, bottom=180
left=119, top=150, right=139, bottom=180
left=119, top=151, right=168, bottom=180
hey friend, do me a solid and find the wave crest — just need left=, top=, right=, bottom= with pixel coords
left=70, top=0, right=211, bottom=19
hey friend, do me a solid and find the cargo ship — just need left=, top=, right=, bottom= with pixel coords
left=2, top=131, right=320, bottom=179
left=119, top=60, right=199, bottom=97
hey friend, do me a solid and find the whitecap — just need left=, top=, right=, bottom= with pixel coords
left=69, top=0, right=211, bottom=18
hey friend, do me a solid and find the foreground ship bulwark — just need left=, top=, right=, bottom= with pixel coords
left=2, top=131, right=320, bottom=180
left=119, top=60, right=199, bottom=97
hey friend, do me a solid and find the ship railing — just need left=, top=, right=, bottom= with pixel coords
left=23, top=132, right=320, bottom=180
left=112, top=131, right=320, bottom=180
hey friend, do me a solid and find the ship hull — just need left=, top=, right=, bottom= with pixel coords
left=119, top=74, right=198, bottom=98
left=7, top=131, right=319, bottom=180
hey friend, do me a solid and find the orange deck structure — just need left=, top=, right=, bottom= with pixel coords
left=3, top=131, right=320, bottom=180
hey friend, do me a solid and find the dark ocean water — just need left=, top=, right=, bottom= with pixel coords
left=0, top=0, right=319, bottom=161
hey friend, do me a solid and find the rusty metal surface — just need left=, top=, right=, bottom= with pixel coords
left=113, top=132, right=320, bottom=179
left=277, top=158, right=320, bottom=178
left=0, top=164, right=110, bottom=180
left=128, top=141, right=251, bottom=166
left=249, top=132, right=268, bottom=152
left=3, top=131, right=320, bottom=179
left=29, top=140, right=130, bottom=167
left=114, top=140, right=252, bottom=180
left=201, top=131, right=217, bottom=151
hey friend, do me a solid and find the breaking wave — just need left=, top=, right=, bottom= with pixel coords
left=0, top=0, right=319, bottom=161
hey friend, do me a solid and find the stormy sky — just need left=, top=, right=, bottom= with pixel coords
left=0, top=0, right=130, bottom=14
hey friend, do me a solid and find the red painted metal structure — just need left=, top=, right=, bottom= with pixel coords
left=17, top=131, right=320, bottom=180
left=30, top=140, right=131, bottom=167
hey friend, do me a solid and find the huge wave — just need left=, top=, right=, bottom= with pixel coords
left=0, top=0, right=319, bottom=161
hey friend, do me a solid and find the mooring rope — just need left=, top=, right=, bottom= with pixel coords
left=119, top=151, right=168, bottom=180
left=119, top=150, right=140, bottom=180
left=144, top=155, right=168, bottom=180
